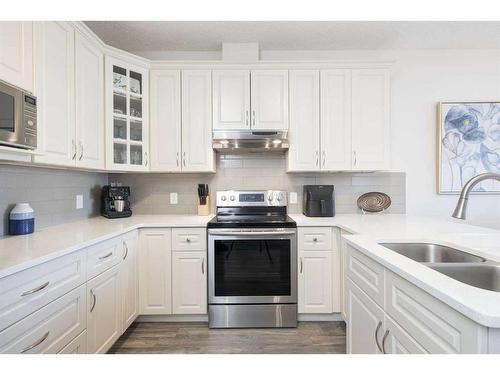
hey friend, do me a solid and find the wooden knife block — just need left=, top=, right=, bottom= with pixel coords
left=197, top=196, right=210, bottom=216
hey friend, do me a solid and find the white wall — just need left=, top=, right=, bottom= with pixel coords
left=137, top=48, right=500, bottom=229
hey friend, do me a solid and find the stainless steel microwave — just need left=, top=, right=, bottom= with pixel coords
left=0, top=80, right=37, bottom=149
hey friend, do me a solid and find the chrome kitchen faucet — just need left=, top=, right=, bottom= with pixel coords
left=452, top=173, right=500, bottom=219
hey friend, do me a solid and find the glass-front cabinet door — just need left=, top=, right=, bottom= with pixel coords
left=105, top=56, right=149, bottom=170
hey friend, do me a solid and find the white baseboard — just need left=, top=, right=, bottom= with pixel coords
left=136, top=314, right=208, bottom=323
left=298, top=313, right=344, bottom=322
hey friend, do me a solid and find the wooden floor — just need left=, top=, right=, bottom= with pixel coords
left=108, top=321, right=346, bottom=354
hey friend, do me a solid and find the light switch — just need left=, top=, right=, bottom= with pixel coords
left=76, top=195, right=83, bottom=209
left=290, top=192, right=298, bottom=204
left=170, top=192, right=178, bottom=205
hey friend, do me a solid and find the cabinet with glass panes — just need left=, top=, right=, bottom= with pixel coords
left=105, top=56, right=149, bottom=170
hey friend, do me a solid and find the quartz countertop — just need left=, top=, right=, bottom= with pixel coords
left=2, top=212, right=500, bottom=327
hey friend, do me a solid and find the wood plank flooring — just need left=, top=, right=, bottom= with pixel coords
left=108, top=321, right=346, bottom=354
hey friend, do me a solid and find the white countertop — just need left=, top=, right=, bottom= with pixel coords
left=0, top=215, right=213, bottom=279
left=2, top=212, right=500, bottom=327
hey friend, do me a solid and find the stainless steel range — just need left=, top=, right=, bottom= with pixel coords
left=207, top=190, right=297, bottom=328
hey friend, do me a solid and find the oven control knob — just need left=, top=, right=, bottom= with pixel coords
left=268, top=195, right=273, bottom=202
left=230, top=195, right=236, bottom=201
left=221, top=195, right=227, bottom=201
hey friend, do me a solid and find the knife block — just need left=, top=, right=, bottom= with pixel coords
left=197, top=196, right=210, bottom=216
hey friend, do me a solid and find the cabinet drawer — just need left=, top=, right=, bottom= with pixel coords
left=298, top=227, right=332, bottom=250
left=86, top=236, right=123, bottom=279
left=0, top=284, right=86, bottom=353
left=172, top=228, right=206, bottom=251
left=0, top=250, right=86, bottom=332
left=346, top=245, right=385, bottom=307
left=58, top=330, right=87, bottom=354
left=385, top=271, right=487, bottom=353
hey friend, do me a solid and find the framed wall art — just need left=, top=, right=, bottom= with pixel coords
left=438, top=101, right=500, bottom=194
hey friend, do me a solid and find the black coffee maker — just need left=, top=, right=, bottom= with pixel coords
left=303, top=185, right=335, bottom=217
left=101, top=184, right=132, bottom=218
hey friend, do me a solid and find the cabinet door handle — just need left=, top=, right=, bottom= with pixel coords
left=316, top=151, right=319, bottom=167
left=144, top=152, right=148, bottom=167
left=21, top=281, right=50, bottom=297
left=183, top=152, right=186, bottom=166
left=353, top=151, right=357, bottom=167
left=186, top=238, right=191, bottom=243
left=21, top=331, right=50, bottom=353
left=245, top=110, right=249, bottom=126
left=176, top=152, right=179, bottom=167
left=201, top=259, right=205, bottom=275
left=123, top=242, right=129, bottom=260
left=252, top=109, right=256, bottom=126
left=300, top=257, right=303, bottom=273
left=313, top=237, right=318, bottom=242
left=99, top=252, right=113, bottom=260
left=72, top=140, right=77, bottom=160
left=78, top=141, right=84, bottom=161
left=90, top=290, right=96, bottom=312
left=375, top=321, right=383, bottom=352
left=322, top=150, right=326, bottom=167
left=382, top=329, right=390, bottom=354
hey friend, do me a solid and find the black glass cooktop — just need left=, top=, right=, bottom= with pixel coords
left=207, top=214, right=296, bottom=228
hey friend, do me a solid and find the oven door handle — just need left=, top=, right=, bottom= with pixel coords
left=208, top=230, right=296, bottom=236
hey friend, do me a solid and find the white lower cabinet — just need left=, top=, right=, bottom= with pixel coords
left=298, top=251, right=332, bottom=314
left=86, top=265, right=121, bottom=354
left=172, top=251, right=207, bottom=315
left=384, top=315, right=427, bottom=354
left=0, top=284, right=86, bottom=354
left=345, top=277, right=384, bottom=354
left=58, top=330, right=87, bottom=354
left=345, top=244, right=489, bottom=354
left=121, top=232, right=139, bottom=332
left=139, top=229, right=172, bottom=314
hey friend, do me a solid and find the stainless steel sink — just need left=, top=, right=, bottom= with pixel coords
left=428, top=264, right=500, bottom=292
left=379, top=243, right=486, bottom=263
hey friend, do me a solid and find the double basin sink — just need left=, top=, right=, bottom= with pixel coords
left=380, top=242, right=500, bottom=292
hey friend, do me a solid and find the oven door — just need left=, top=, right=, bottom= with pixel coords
left=208, top=228, right=297, bottom=305
left=0, top=82, right=24, bottom=147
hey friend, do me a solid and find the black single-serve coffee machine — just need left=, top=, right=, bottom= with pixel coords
left=101, top=184, right=132, bottom=218
left=303, top=185, right=335, bottom=217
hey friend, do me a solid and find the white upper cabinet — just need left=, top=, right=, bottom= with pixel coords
left=288, top=70, right=320, bottom=171
left=212, top=70, right=250, bottom=130
left=75, top=31, right=104, bottom=170
left=250, top=70, right=289, bottom=130
left=0, top=21, right=33, bottom=92
left=181, top=70, right=215, bottom=172
left=34, top=21, right=76, bottom=167
left=320, top=69, right=352, bottom=171
left=150, top=70, right=182, bottom=172
left=105, top=56, right=149, bottom=171
left=351, top=69, right=390, bottom=171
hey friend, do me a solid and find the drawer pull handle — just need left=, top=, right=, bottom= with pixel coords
left=90, top=290, right=96, bottom=313
left=300, top=257, right=303, bottom=273
left=313, top=238, right=318, bottom=242
left=99, top=252, right=113, bottom=260
left=186, top=238, right=191, bottom=243
left=201, top=259, right=205, bottom=275
left=382, top=329, right=389, bottom=354
left=123, top=243, right=129, bottom=260
left=21, top=281, right=50, bottom=297
left=375, top=321, right=383, bottom=352
left=21, top=331, right=49, bottom=353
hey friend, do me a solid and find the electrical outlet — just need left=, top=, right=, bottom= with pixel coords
left=170, top=192, right=178, bottom=205
left=290, top=192, right=298, bottom=204
left=76, top=195, right=83, bottom=209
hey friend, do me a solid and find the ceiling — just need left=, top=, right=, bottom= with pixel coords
left=85, top=21, right=500, bottom=52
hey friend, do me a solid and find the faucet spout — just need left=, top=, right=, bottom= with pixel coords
left=452, top=172, right=500, bottom=220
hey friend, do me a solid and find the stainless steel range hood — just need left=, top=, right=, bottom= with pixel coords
left=212, top=130, right=289, bottom=153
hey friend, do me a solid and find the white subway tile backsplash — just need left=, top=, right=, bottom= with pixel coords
left=110, top=154, right=406, bottom=216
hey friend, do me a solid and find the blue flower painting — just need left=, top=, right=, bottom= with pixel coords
left=439, top=102, right=500, bottom=193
